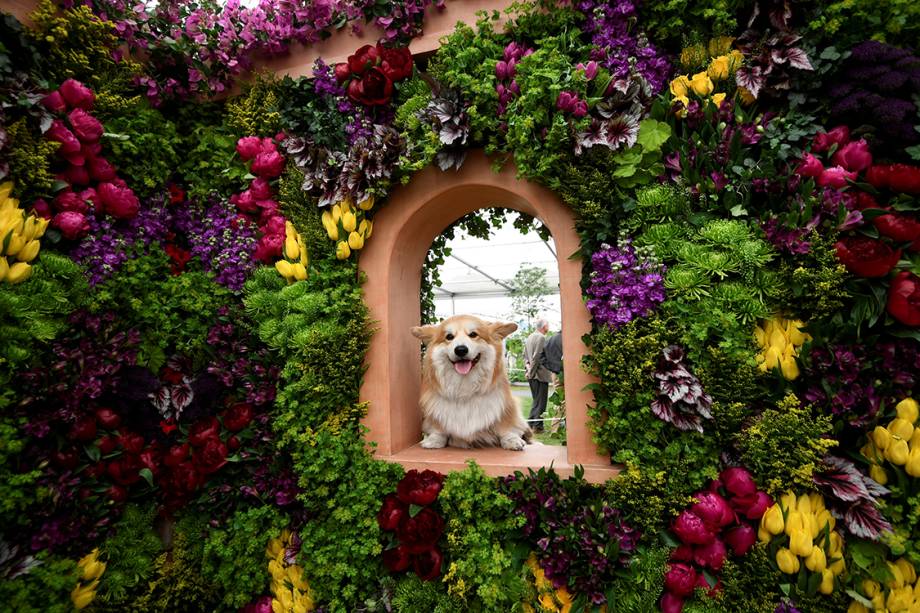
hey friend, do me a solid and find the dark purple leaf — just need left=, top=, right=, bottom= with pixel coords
left=736, top=67, right=765, bottom=99
left=843, top=501, right=893, bottom=541
left=150, top=387, right=171, bottom=415
left=768, top=0, right=792, bottom=29
left=170, top=381, right=194, bottom=412
left=814, top=457, right=871, bottom=502
left=786, top=48, right=814, bottom=71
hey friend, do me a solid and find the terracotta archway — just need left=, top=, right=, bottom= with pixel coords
left=359, top=150, right=618, bottom=482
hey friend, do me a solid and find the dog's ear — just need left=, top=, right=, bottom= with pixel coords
left=491, top=321, right=518, bottom=339
left=411, top=324, right=437, bottom=344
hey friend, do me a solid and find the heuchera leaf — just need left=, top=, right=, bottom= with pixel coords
left=735, top=67, right=764, bottom=99
left=843, top=502, right=893, bottom=541
left=813, top=457, right=871, bottom=502
left=785, top=47, right=814, bottom=71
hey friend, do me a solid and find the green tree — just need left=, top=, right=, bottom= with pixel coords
left=508, top=264, right=553, bottom=328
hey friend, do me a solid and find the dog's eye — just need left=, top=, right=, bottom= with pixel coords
left=445, top=333, right=454, bottom=341
left=469, top=331, right=478, bottom=338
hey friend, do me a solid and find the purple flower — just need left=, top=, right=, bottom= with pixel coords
left=586, top=238, right=666, bottom=328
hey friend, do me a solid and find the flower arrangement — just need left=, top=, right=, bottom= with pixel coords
left=265, top=529, right=314, bottom=613
left=379, top=469, right=446, bottom=581
left=754, top=317, right=811, bottom=380
left=0, top=181, right=47, bottom=284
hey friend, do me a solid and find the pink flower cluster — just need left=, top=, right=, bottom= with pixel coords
left=231, top=135, right=288, bottom=263
left=795, top=125, right=871, bottom=189
left=37, top=79, right=139, bottom=240
left=556, top=91, right=588, bottom=118
left=495, top=42, right=532, bottom=115
left=662, top=467, right=772, bottom=613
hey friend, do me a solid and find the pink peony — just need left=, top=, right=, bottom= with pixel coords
left=669, top=544, right=693, bottom=562
left=79, top=188, right=98, bottom=208
left=249, top=177, right=273, bottom=200
left=236, top=136, right=262, bottom=161
left=64, top=164, right=90, bottom=186
left=259, top=137, right=277, bottom=153
left=59, top=79, right=95, bottom=110
left=812, top=125, right=849, bottom=153
left=333, top=62, right=351, bottom=83
left=88, top=156, right=117, bottom=182
left=97, top=182, right=140, bottom=219
left=54, top=190, right=89, bottom=213
left=832, top=139, right=872, bottom=172
left=250, top=150, right=285, bottom=178
left=817, top=165, right=857, bottom=189
left=672, top=510, right=716, bottom=545
left=720, top=467, right=757, bottom=498
left=723, top=524, right=757, bottom=557
left=46, top=119, right=82, bottom=155
left=31, top=199, right=53, bottom=220
left=231, top=190, right=259, bottom=214
left=795, top=153, right=824, bottom=178
left=663, top=563, right=697, bottom=598
left=262, top=215, right=286, bottom=237
left=738, top=491, right=772, bottom=520
left=42, top=90, right=66, bottom=113
left=691, top=491, right=735, bottom=530
left=660, top=592, right=685, bottom=613
left=53, top=211, right=90, bottom=240
left=693, top=538, right=727, bottom=571
left=253, top=233, right=283, bottom=263
left=67, top=109, right=103, bottom=143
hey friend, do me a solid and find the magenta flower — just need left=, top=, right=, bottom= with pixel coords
left=812, top=125, right=849, bottom=152
left=52, top=211, right=90, bottom=240
left=672, top=510, right=716, bottom=545
left=723, top=524, right=757, bottom=557
left=250, top=150, right=286, bottom=178
left=97, top=182, right=140, bottom=219
left=720, top=467, right=757, bottom=498
left=795, top=153, right=824, bottom=178
left=54, top=190, right=90, bottom=214
left=47, top=120, right=82, bottom=155
left=832, top=139, right=873, bottom=173
left=59, top=79, right=95, bottom=110
left=691, top=491, right=735, bottom=530
left=693, top=537, right=727, bottom=571
left=67, top=109, right=104, bottom=143
left=41, top=90, right=66, bottom=113
left=236, top=136, right=263, bottom=161
left=88, top=156, right=117, bottom=182
left=663, top=563, right=698, bottom=597
left=817, top=165, right=857, bottom=189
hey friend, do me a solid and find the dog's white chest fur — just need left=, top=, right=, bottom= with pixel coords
left=425, top=386, right=505, bottom=441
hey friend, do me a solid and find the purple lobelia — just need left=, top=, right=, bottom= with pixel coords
left=586, top=238, right=666, bottom=329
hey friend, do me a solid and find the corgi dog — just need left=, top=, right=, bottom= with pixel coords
left=411, top=315, right=533, bottom=451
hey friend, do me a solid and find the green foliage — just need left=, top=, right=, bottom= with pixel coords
left=276, top=74, right=350, bottom=150
left=735, top=394, right=838, bottom=496
left=600, top=545, right=669, bottom=613
left=0, top=417, right=43, bottom=529
left=391, top=574, right=465, bottom=613
left=0, top=252, right=87, bottom=405
left=97, top=503, right=164, bottom=607
left=5, top=118, right=58, bottom=199
left=394, top=76, right=440, bottom=178
left=175, top=107, right=246, bottom=200
left=89, top=251, right=232, bottom=371
left=802, top=0, right=920, bottom=48
left=604, top=464, right=697, bottom=538
left=438, top=462, right=527, bottom=610
left=509, top=264, right=552, bottom=326
left=202, top=505, right=287, bottom=610
left=226, top=72, right=283, bottom=136
left=779, top=234, right=850, bottom=323
left=638, top=0, right=744, bottom=53
left=99, top=101, right=179, bottom=198
left=277, top=166, right=334, bottom=264
left=0, top=552, right=78, bottom=613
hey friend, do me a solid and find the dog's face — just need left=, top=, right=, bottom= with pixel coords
left=412, top=315, right=517, bottom=383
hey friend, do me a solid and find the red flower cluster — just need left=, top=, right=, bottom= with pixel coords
left=378, top=469, right=445, bottom=581
left=334, top=44, right=413, bottom=106
left=38, top=79, right=140, bottom=240
left=231, top=135, right=289, bottom=264
left=662, top=467, right=771, bottom=613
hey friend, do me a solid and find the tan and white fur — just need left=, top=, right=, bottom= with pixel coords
left=411, top=315, right=533, bottom=451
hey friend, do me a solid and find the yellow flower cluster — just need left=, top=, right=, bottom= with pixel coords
left=862, top=399, right=920, bottom=483
left=71, top=548, right=106, bottom=610
left=274, top=221, right=308, bottom=283
left=320, top=196, right=374, bottom=260
left=669, top=47, right=744, bottom=115
left=0, top=182, right=48, bottom=284
left=848, top=558, right=920, bottom=613
left=759, top=492, right=845, bottom=595
left=753, top=318, right=811, bottom=380
left=266, top=529, right=314, bottom=613
left=522, top=554, right=583, bottom=613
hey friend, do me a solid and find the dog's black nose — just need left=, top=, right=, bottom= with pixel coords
left=454, top=345, right=469, bottom=357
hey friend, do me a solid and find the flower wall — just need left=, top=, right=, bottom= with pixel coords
left=1, top=0, right=920, bottom=612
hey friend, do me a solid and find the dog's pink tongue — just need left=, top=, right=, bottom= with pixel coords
left=454, top=360, right=473, bottom=375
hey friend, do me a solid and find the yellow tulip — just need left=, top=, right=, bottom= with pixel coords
left=291, top=263, right=307, bottom=281
left=4, top=233, right=25, bottom=257
left=286, top=564, right=309, bottom=591
left=874, top=426, right=892, bottom=451
left=861, top=441, right=881, bottom=463
left=863, top=580, right=881, bottom=598
left=762, top=504, right=785, bottom=535
left=271, top=598, right=284, bottom=613
left=358, top=195, right=375, bottom=211
left=358, top=219, right=371, bottom=238
left=828, top=532, right=844, bottom=558
left=889, top=562, right=907, bottom=588
left=738, top=86, right=756, bottom=105
left=871, top=593, right=885, bottom=610
left=348, top=231, right=364, bottom=250
left=670, top=75, right=691, bottom=98
left=336, top=241, right=351, bottom=260
left=805, top=546, right=827, bottom=573
left=728, top=50, right=745, bottom=71
left=340, top=196, right=353, bottom=214
left=888, top=585, right=914, bottom=611
left=758, top=523, right=772, bottom=543
left=71, top=584, right=96, bottom=610
left=809, top=493, right=826, bottom=514
left=776, top=547, right=800, bottom=574
left=0, top=256, right=8, bottom=281
left=708, top=55, right=731, bottom=81
left=819, top=568, right=835, bottom=595
left=815, top=510, right=835, bottom=534
left=778, top=356, right=799, bottom=380
left=897, top=398, right=919, bottom=424
left=539, top=593, right=558, bottom=612
left=674, top=94, right=690, bottom=118
left=285, top=236, right=300, bottom=261
left=896, top=558, right=917, bottom=584
left=847, top=602, right=869, bottom=613
left=789, top=528, right=813, bottom=557
left=81, top=559, right=106, bottom=581
left=16, top=239, right=40, bottom=263
left=275, top=260, right=294, bottom=280
left=829, top=556, right=846, bottom=575
left=331, top=204, right=342, bottom=224
left=708, top=36, right=735, bottom=57
left=0, top=181, right=12, bottom=201
left=906, top=447, right=920, bottom=477
left=689, top=71, right=714, bottom=96
left=753, top=324, right=766, bottom=346
left=870, top=464, right=889, bottom=485
left=887, top=438, right=910, bottom=465
left=342, top=211, right=356, bottom=233
left=680, top=44, right=707, bottom=68
left=890, top=418, right=915, bottom=440
left=266, top=538, right=283, bottom=559
left=761, top=346, right=782, bottom=371
left=711, top=92, right=727, bottom=108
left=784, top=510, right=805, bottom=537
left=911, top=427, right=920, bottom=448
left=6, top=261, right=31, bottom=284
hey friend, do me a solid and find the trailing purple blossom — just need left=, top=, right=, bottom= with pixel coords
left=651, top=345, right=712, bottom=433
left=586, top=238, right=666, bottom=328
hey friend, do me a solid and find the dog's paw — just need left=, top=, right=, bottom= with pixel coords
left=500, top=434, right=526, bottom=451
left=420, top=433, right=447, bottom=449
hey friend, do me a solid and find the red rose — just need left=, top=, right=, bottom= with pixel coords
left=253, top=233, right=283, bottom=263
left=47, top=119, right=82, bottom=155
left=663, top=563, right=698, bottom=597
left=97, top=182, right=140, bottom=219
left=236, top=136, right=262, bottom=161
left=795, top=153, right=823, bottom=178
left=59, top=79, right=95, bottom=110
left=42, top=90, right=66, bottom=113
left=382, top=544, right=411, bottom=573
left=378, top=45, right=413, bottom=81
left=347, top=67, right=394, bottom=106
left=165, top=461, right=202, bottom=497
left=168, top=184, right=186, bottom=204
left=188, top=416, right=221, bottom=447
left=723, top=524, right=756, bottom=557
left=887, top=164, right=920, bottom=195
left=888, top=271, right=920, bottom=326
left=250, top=150, right=286, bottom=178
left=831, top=138, right=872, bottom=173
left=97, top=435, right=117, bottom=454
left=106, top=484, right=128, bottom=503
left=812, top=125, right=849, bottom=153
left=164, top=443, right=190, bottom=468
left=396, top=469, right=445, bottom=505
left=817, top=165, right=857, bottom=189
left=54, top=190, right=89, bottom=214
left=249, top=177, right=273, bottom=200
left=67, top=108, right=103, bottom=143
left=227, top=436, right=240, bottom=451
left=88, top=155, right=117, bottom=182
left=347, top=44, right=381, bottom=76
left=412, top=546, right=443, bottom=581
left=69, top=415, right=97, bottom=442
left=874, top=213, right=920, bottom=243
left=221, top=402, right=254, bottom=432
left=396, top=507, right=444, bottom=553
left=377, top=493, right=409, bottom=531
left=835, top=236, right=901, bottom=278
left=333, top=62, right=352, bottom=83
left=118, top=431, right=145, bottom=454
left=193, top=437, right=229, bottom=475
left=95, top=407, right=121, bottom=429
left=107, top=454, right=143, bottom=485
left=52, top=211, right=90, bottom=240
